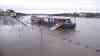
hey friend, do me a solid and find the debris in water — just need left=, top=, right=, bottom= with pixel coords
left=85, top=45, right=89, bottom=48
left=68, top=39, right=72, bottom=43
left=96, top=49, right=100, bottom=52
left=74, top=42, right=80, bottom=45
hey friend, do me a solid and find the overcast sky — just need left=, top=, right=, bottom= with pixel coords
left=0, top=0, right=97, bottom=13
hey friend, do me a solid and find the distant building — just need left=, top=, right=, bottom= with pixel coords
left=79, top=13, right=87, bottom=17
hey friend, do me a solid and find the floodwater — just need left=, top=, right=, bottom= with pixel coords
left=0, top=16, right=99, bottom=56
left=74, top=18, right=100, bottom=49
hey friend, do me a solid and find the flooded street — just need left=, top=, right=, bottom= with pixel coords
left=0, top=16, right=98, bottom=56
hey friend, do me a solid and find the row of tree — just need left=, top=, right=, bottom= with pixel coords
left=0, top=9, right=26, bottom=17
left=50, top=12, right=99, bottom=18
